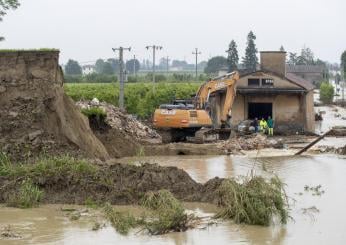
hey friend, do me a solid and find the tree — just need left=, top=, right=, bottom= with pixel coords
left=126, top=59, right=140, bottom=74
left=197, top=61, right=207, bottom=70
left=204, top=56, right=228, bottom=74
left=65, top=59, right=82, bottom=75
left=335, top=73, right=341, bottom=84
left=95, top=59, right=105, bottom=74
left=341, top=50, right=346, bottom=80
left=1, top=0, right=20, bottom=41
left=226, top=40, right=239, bottom=72
left=102, top=62, right=114, bottom=75
left=300, top=46, right=314, bottom=64
left=288, top=52, right=298, bottom=65
left=279, top=46, right=285, bottom=51
left=320, top=82, right=334, bottom=104
left=107, top=58, right=119, bottom=73
left=242, top=31, right=258, bottom=72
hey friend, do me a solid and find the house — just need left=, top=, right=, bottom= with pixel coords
left=286, top=64, right=327, bottom=86
left=212, top=51, right=315, bottom=133
left=217, top=66, right=229, bottom=77
left=82, top=65, right=95, bottom=75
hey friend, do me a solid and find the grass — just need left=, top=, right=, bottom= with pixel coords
left=215, top=176, right=288, bottom=226
left=0, top=154, right=98, bottom=178
left=81, top=107, right=107, bottom=121
left=64, top=82, right=200, bottom=118
left=0, top=154, right=98, bottom=208
left=6, top=179, right=43, bottom=208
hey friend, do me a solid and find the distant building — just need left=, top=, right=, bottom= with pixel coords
left=286, top=64, right=328, bottom=86
left=82, top=65, right=95, bottom=75
left=211, top=51, right=315, bottom=133
left=217, top=66, right=229, bottom=77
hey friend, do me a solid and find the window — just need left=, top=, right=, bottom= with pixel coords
left=262, top=78, right=274, bottom=86
left=248, top=79, right=260, bottom=86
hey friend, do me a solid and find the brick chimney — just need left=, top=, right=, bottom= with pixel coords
left=260, top=51, right=286, bottom=77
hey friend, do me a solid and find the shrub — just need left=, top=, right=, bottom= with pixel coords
left=81, top=107, right=107, bottom=121
left=64, top=74, right=118, bottom=83
left=319, top=82, right=334, bottom=104
left=215, top=176, right=288, bottom=226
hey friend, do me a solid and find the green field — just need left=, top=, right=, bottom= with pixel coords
left=64, top=82, right=201, bottom=118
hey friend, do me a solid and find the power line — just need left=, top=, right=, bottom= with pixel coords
left=112, top=46, right=131, bottom=110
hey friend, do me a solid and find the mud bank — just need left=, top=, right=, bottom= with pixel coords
left=0, top=51, right=109, bottom=161
left=0, top=160, right=224, bottom=206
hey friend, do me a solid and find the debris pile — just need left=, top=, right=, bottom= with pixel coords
left=76, top=100, right=162, bottom=144
left=221, top=134, right=284, bottom=153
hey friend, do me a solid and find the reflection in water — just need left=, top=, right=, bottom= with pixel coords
left=1, top=155, right=346, bottom=245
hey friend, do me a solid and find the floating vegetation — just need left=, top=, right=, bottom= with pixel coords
left=104, top=190, right=199, bottom=236
left=0, top=225, right=21, bottom=239
left=91, top=221, right=104, bottom=231
left=141, top=190, right=194, bottom=235
left=301, top=206, right=320, bottom=222
left=215, top=176, right=289, bottom=226
left=103, top=204, right=140, bottom=235
left=304, top=185, right=325, bottom=196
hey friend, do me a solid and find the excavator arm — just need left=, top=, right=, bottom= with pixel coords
left=195, top=71, right=239, bottom=122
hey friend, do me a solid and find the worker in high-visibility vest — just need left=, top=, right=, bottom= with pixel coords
left=260, top=118, right=268, bottom=134
left=267, top=116, right=274, bottom=136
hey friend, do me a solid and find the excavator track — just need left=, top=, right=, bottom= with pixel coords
left=194, top=128, right=232, bottom=144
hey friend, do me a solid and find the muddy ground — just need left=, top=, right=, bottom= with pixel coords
left=0, top=162, right=225, bottom=206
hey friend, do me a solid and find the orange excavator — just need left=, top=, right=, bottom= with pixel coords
left=153, top=71, right=239, bottom=143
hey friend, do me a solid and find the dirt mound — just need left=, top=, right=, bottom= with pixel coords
left=0, top=51, right=109, bottom=161
left=0, top=160, right=220, bottom=205
left=221, top=134, right=284, bottom=153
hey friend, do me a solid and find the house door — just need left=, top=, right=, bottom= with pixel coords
left=248, top=103, right=273, bottom=120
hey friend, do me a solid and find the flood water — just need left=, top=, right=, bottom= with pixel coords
left=1, top=154, right=346, bottom=245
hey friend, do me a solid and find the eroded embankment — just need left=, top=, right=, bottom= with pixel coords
left=0, top=156, right=223, bottom=206
left=0, top=51, right=109, bottom=161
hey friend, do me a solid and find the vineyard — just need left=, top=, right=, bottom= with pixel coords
left=64, top=82, right=201, bottom=118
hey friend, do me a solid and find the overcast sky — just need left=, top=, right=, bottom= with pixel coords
left=1, top=0, right=345, bottom=65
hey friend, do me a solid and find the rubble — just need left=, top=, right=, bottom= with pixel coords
left=76, top=100, right=162, bottom=144
left=221, top=134, right=284, bottom=153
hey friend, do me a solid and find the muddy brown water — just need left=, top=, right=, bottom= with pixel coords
left=1, top=154, right=346, bottom=245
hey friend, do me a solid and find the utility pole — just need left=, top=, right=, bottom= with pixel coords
left=112, top=46, right=131, bottom=110
left=166, top=56, right=170, bottom=74
left=146, top=45, right=163, bottom=83
left=192, top=48, right=201, bottom=79
left=133, top=54, right=137, bottom=77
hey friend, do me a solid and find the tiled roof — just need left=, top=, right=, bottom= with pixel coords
left=286, top=65, right=325, bottom=73
left=285, top=72, right=315, bottom=91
